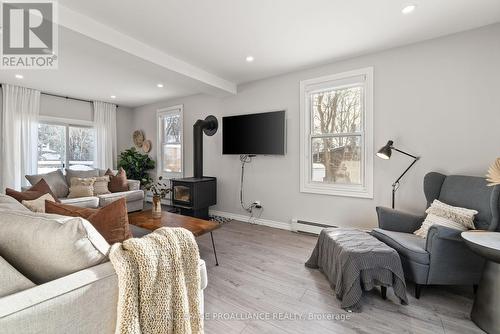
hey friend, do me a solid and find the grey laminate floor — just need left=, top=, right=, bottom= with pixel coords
left=196, top=220, right=484, bottom=334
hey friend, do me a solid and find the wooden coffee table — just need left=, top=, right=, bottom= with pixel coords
left=128, top=210, right=221, bottom=266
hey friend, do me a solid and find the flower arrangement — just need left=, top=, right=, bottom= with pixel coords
left=486, top=158, right=500, bottom=186
left=144, top=176, right=171, bottom=218
left=144, top=176, right=171, bottom=199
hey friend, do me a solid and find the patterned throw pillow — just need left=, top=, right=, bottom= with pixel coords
left=22, top=193, right=56, bottom=213
left=414, top=200, right=478, bottom=238
left=67, top=178, right=96, bottom=198
left=93, top=176, right=111, bottom=196
left=65, top=168, right=99, bottom=186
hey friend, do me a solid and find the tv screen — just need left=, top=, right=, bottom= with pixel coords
left=222, top=111, right=286, bottom=155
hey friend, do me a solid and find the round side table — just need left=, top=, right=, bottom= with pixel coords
left=461, top=231, right=500, bottom=334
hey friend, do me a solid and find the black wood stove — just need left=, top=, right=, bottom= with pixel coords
left=171, top=116, right=218, bottom=219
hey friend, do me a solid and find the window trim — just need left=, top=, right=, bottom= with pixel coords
left=37, top=116, right=96, bottom=172
left=157, top=105, right=184, bottom=180
left=299, top=67, right=374, bottom=198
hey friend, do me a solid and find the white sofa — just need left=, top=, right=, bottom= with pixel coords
left=58, top=179, right=145, bottom=212
left=0, top=194, right=207, bottom=333
left=23, top=169, right=145, bottom=212
left=0, top=261, right=208, bottom=334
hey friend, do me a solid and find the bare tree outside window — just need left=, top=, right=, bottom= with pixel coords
left=311, top=86, right=362, bottom=184
left=164, top=114, right=181, bottom=144
left=159, top=110, right=183, bottom=176
left=301, top=68, right=373, bottom=198
left=69, top=127, right=95, bottom=170
left=37, top=123, right=95, bottom=173
left=38, top=123, right=66, bottom=173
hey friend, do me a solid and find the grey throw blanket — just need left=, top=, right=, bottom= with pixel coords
left=305, top=228, right=408, bottom=311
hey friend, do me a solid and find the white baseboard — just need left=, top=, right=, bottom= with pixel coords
left=209, top=210, right=292, bottom=231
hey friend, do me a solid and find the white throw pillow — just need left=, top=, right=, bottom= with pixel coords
left=0, top=255, right=36, bottom=298
left=0, top=194, right=30, bottom=212
left=21, top=193, right=55, bottom=213
left=0, top=210, right=110, bottom=283
left=414, top=200, right=478, bottom=238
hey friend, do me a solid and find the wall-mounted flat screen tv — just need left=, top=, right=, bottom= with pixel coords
left=222, top=110, right=286, bottom=155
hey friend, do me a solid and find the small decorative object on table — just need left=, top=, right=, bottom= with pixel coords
left=144, top=176, right=171, bottom=218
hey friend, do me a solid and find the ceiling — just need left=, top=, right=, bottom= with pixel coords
left=2, top=0, right=500, bottom=107
left=0, top=28, right=202, bottom=107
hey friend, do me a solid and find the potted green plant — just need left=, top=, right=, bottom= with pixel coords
left=117, top=147, right=155, bottom=186
left=144, top=176, right=171, bottom=218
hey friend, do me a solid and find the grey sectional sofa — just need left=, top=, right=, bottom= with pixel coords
left=0, top=194, right=207, bottom=333
left=23, top=169, right=144, bottom=212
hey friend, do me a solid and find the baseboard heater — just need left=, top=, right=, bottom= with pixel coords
left=291, top=219, right=337, bottom=235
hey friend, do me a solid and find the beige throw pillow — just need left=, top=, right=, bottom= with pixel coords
left=0, top=210, right=109, bottom=283
left=0, top=256, right=36, bottom=298
left=414, top=200, right=478, bottom=238
left=68, top=177, right=96, bottom=198
left=21, top=193, right=55, bottom=213
left=65, top=168, right=99, bottom=186
left=93, top=176, right=111, bottom=196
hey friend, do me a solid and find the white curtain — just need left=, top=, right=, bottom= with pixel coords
left=1, top=84, right=40, bottom=191
left=93, top=101, right=117, bottom=169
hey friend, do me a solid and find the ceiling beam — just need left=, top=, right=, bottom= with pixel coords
left=57, top=5, right=237, bottom=96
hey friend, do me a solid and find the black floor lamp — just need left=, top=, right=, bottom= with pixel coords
left=377, top=140, right=420, bottom=209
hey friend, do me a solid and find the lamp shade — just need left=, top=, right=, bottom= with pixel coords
left=377, top=140, right=394, bottom=160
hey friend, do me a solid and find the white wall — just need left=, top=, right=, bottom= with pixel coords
left=128, top=23, right=500, bottom=229
left=116, top=106, right=134, bottom=153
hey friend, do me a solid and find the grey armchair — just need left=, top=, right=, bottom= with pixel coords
left=372, top=172, right=500, bottom=298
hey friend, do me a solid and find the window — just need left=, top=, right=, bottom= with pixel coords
left=157, top=105, right=183, bottom=179
left=37, top=118, right=95, bottom=174
left=300, top=67, right=373, bottom=198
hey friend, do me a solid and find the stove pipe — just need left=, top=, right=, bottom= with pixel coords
left=193, top=115, right=218, bottom=179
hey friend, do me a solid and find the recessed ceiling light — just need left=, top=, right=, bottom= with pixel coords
left=245, top=56, right=254, bottom=63
left=110, top=95, right=116, bottom=99
left=157, top=83, right=164, bottom=88
left=402, top=4, right=417, bottom=14
left=15, top=74, right=23, bottom=79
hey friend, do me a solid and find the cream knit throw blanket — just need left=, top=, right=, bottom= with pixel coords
left=109, top=227, right=202, bottom=334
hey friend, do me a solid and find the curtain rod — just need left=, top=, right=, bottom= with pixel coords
left=0, top=83, right=118, bottom=107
